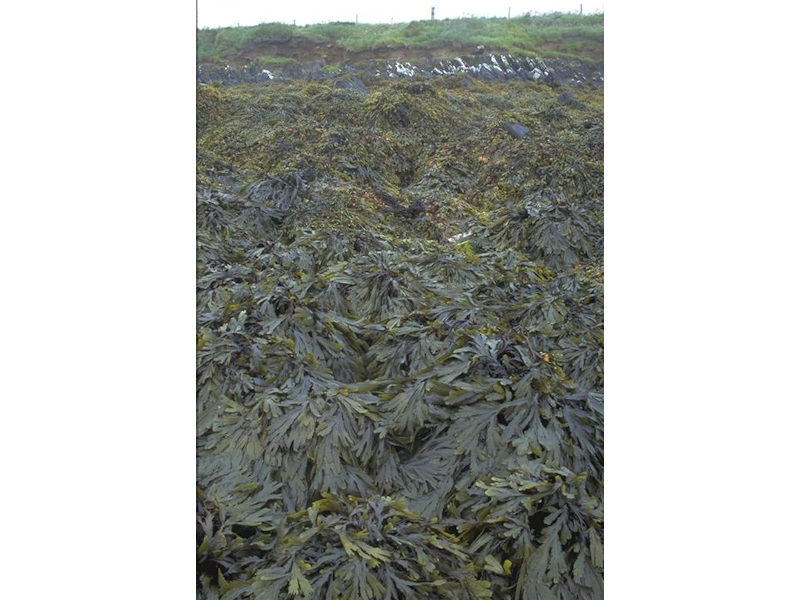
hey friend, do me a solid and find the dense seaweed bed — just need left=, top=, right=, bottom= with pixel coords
left=197, top=77, right=603, bottom=600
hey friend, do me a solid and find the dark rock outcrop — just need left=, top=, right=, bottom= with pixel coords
left=197, top=54, right=603, bottom=88
left=503, top=123, right=530, bottom=139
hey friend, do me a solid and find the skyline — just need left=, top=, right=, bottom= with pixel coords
left=198, top=1, right=604, bottom=29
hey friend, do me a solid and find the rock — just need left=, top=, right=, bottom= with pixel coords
left=396, top=104, right=410, bottom=127
left=557, top=91, right=580, bottom=107
left=334, top=77, right=368, bottom=94
left=478, top=64, right=496, bottom=81
left=195, top=53, right=601, bottom=88
left=503, top=123, right=530, bottom=139
left=549, top=71, right=568, bottom=87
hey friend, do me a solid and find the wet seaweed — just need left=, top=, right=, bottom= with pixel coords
left=198, top=78, right=603, bottom=599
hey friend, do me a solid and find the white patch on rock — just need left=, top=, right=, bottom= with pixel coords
left=447, top=231, right=473, bottom=243
left=395, top=61, right=416, bottom=77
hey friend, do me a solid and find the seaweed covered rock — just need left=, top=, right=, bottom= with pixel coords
left=503, top=122, right=530, bottom=139
left=364, top=81, right=453, bottom=131
left=557, top=91, right=581, bottom=107
left=197, top=77, right=604, bottom=600
left=333, top=75, right=368, bottom=94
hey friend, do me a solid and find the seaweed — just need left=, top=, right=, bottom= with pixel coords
left=197, top=78, right=603, bottom=599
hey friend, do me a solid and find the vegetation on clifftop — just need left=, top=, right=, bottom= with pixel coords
left=197, top=13, right=604, bottom=66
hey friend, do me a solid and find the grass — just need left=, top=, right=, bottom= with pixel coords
left=197, top=13, right=603, bottom=65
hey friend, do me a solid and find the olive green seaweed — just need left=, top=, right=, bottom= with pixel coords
left=197, top=76, right=603, bottom=600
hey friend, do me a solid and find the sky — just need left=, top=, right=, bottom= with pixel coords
left=198, top=0, right=604, bottom=28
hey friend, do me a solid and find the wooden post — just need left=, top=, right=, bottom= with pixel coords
left=508, top=7, right=511, bottom=19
